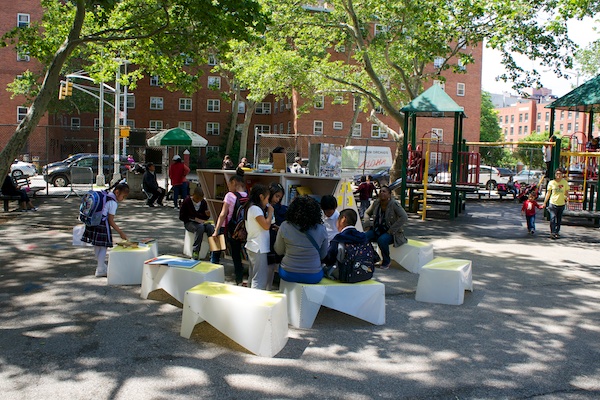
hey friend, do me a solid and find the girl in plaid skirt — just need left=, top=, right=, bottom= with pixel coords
left=81, top=183, right=130, bottom=277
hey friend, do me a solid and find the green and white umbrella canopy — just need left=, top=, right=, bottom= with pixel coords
left=147, top=127, right=208, bottom=147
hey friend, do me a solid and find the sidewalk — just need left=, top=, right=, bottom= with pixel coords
left=0, top=197, right=599, bottom=399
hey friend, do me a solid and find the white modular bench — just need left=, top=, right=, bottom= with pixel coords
left=389, top=239, right=434, bottom=273
left=140, top=260, right=224, bottom=303
left=279, top=278, right=385, bottom=329
left=415, top=257, right=473, bottom=305
left=107, top=242, right=158, bottom=285
left=183, top=230, right=209, bottom=259
left=180, top=282, right=288, bottom=357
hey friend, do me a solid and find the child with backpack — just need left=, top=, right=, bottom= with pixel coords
left=244, top=184, right=275, bottom=290
left=322, top=208, right=376, bottom=283
left=521, top=192, right=543, bottom=235
left=80, top=183, right=130, bottom=277
left=211, top=168, right=248, bottom=285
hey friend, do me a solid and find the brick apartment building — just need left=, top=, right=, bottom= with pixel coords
left=495, top=88, right=598, bottom=146
left=1, top=3, right=483, bottom=169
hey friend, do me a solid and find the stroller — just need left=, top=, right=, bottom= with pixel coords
left=517, top=176, right=545, bottom=203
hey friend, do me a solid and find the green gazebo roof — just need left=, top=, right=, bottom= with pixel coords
left=546, top=74, right=600, bottom=113
left=400, top=84, right=466, bottom=117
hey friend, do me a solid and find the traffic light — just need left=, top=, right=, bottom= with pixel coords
left=58, top=82, right=66, bottom=100
left=119, top=125, right=130, bottom=138
left=65, top=81, right=73, bottom=96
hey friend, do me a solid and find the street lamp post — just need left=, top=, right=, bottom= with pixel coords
left=97, top=80, right=105, bottom=186
left=112, top=64, right=121, bottom=185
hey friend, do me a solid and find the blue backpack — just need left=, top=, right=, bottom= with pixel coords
left=79, top=190, right=114, bottom=227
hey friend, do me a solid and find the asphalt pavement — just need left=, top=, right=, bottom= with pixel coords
left=0, top=194, right=599, bottom=400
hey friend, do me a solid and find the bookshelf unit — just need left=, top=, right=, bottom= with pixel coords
left=196, top=169, right=360, bottom=229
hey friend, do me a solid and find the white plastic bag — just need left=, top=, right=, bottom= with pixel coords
left=72, top=224, right=90, bottom=246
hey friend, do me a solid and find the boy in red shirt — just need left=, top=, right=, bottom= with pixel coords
left=521, top=193, right=543, bottom=235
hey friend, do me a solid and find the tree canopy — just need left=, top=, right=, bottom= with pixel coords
left=0, top=0, right=268, bottom=180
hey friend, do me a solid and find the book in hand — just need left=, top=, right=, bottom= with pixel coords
left=145, top=255, right=200, bottom=269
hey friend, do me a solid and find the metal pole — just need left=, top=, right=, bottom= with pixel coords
left=96, top=81, right=105, bottom=186
left=253, top=126, right=258, bottom=168
left=112, top=63, right=121, bottom=184
left=122, top=62, right=128, bottom=157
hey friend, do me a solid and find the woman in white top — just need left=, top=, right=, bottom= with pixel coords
left=244, top=184, right=274, bottom=289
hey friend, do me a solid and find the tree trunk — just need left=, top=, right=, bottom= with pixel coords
left=0, top=0, right=86, bottom=179
left=345, top=95, right=361, bottom=146
left=225, top=88, right=240, bottom=156
left=239, top=100, right=257, bottom=160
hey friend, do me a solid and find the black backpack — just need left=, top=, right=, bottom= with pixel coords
left=227, top=192, right=249, bottom=241
left=330, top=242, right=376, bottom=283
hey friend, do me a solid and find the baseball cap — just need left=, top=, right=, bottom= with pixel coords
left=173, top=155, right=181, bottom=161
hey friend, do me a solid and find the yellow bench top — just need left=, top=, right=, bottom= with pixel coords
left=421, top=257, right=470, bottom=271
left=187, top=281, right=285, bottom=306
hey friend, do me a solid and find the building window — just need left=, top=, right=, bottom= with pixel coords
left=149, top=120, right=163, bottom=131
left=71, top=117, right=81, bottom=131
left=433, top=57, right=445, bottom=69
left=16, top=48, right=30, bottom=62
left=333, top=121, right=343, bottom=130
left=519, top=114, right=523, bottom=122
left=207, top=76, right=221, bottom=89
left=17, top=106, right=28, bottom=122
left=94, top=118, right=100, bottom=131
left=287, top=121, right=291, bottom=134
left=545, top=112, right=550, bottom=121
left=280, top=98, right=285, bottom=112
left=371, top=125, right=382, bottom=138
left=150, top=97, right=164, bottom=110
left=179, top=121, right=192, bottom=130
left=525, top=114, right=529, bottom=122
left=150, top=76, right=160, bottom=86
left=536, top=125, right=541, bottom=133
left=433, top=80, right=445, bottom=91
left=208, top=54, right=217, bottom=65
left=559, top=124, right=564, bottom=132
left=255, top=124, right=270, bottom=134
left=510, top=127, right=514, bottom=135
left=537, top=112, right=541, bottom=121
left=206, top=122, right=220, bottom=135
left=313, top=121, right=323, bottom=135
left=575, top=111, right=580, bottom=119
left=126, top=95, right=135, bottom=109
left=353, top=96, right=360, bottom=111
left=179, top=98, right=192, bottom=111
left=457, top=83, right=465, bottom=96
left=238, top=101, right=245, bottom=114
left=314, top=95, right=325, bottom=109
left=256, top=102, right=271, bottom=114
left=568, top=111, right=573, bottom=119
left=505, top=115, right=509, bottom=123
left=207, top=99, right=220, bottom=112
left=17, top=13, right=30, bottom=28
left=352, top=123, right=362, bottom=137
left=273, top=124, right=277, bottom=134
left=207, top=145, right=220, bottom=154
left=457, top=59, right=466, bottom=71
left=374, top=24, right=389, bottom=36
left=499, top=116, right=503, bottom=124
left=518, top=126, right=522, bottom=134
left=560, top=111, right=564, bottom=120
left=567, top=123, right=572, bottom=132
left=273, top=101, right=278, bottom=114
left=510, top=115, right=514, bottom=123
left=432, top=128, right=443, bottom=141
left=575, top=122, right=579, bottom=131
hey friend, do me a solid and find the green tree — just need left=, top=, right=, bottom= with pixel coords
left=0, top=0, right=267, bottom=180
left=479, top=91, right=503, bottom=166
left=263, top=0, right=597, bottom=181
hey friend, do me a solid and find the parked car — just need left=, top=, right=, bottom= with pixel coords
left=436, top=165, right=506, bottom=189
left=352, top=166, right=390, bottom=188
left=496, top=167, right=515, bottom=178
left=42, top=153, right=93, bottom=175
left=43, top=154, right=129, bottom=187
left=513, top=169, right=544, bottom=185
left=10, top=159, right=37, bottom=177
left=427, top=164, right=449, bottom=183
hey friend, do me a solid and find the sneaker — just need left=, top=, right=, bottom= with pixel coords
left=157, top=202, right=164, bottom=207
left=550, top=233, right=557, bottom=240
left=192, top=251, right=200, bottom=260
left=95, top=269, right=107, bottom=277
left=531, top=230, right=535, bottom=235
left=379, top=263, right=390, bottom=270
left=28, top=207, right=38, bottom=211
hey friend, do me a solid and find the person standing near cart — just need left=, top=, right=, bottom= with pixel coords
left=542, top=169, right=569, bottom=240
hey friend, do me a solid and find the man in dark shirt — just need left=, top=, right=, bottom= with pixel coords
left=142, top=162, right=165, bottom=207
left=179, top=186, right=215, bottom=259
